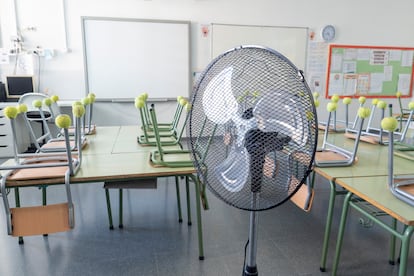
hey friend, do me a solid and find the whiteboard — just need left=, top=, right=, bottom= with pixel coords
left=211, top=23, right=308, bottom=71
left=81, top=17, right=191, bottom=100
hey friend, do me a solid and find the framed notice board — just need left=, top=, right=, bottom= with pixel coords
left=325, top=44, right=414, bottom=98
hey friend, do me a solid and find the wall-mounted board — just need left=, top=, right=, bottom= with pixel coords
left=81, top=17, right=191, bottom=101
left=326, top=44, right=414, bottom=98
left=211, top=23, right=308, bottom=71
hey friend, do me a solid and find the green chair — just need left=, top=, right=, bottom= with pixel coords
left=137, top=96, right=188, bottom=147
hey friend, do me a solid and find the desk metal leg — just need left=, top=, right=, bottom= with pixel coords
left=332, top=191, right=352, bottom=276
left=185, top=176, right=192, bottom=226
left=175, top=176, right=183, bottom=223
left=320, top=179, right=347, bottom=272
left=189, top=174, right=204, bottom=260
left=119, top=189, right=123, bottom=228
left=399, top=226, right=414, bottom=276
left=104, top=189, right=114, bottom=230
left=389, top=218, right=397, bottom=265
left=333, top=192, right=414, bottom=276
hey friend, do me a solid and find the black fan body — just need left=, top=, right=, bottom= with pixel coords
left=188, top=46, right=318, bottom=275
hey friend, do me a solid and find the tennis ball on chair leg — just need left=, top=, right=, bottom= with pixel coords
left=3, top=106, right=18, bottom=119
left=55, top=114, right=72, bottom=129
left=381, top=117, right=398, bottom=132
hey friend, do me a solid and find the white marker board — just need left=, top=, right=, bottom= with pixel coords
left=211, top=23, right=308, bottom=71
left=81, top=17, right=191, bottom=100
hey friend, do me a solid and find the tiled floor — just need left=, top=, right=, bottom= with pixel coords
left=0, top=173, right=412, bottom=276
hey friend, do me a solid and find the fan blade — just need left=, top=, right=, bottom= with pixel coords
left=202, top=67, right=238, bottom=124
left=253, top=92, right=308, bottom=146
left=214, top=145, right=249, bottom=192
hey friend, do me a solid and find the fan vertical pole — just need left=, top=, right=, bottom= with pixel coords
left=244, top=193, right=259, bottom=276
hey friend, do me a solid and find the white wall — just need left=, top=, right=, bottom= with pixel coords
left=1, top=0, right=414, bottom=125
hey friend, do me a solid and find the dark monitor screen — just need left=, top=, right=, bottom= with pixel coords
left=5, top=76, right=34, bottom=99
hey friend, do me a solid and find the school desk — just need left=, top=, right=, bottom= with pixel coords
left=313, top=132, right=414, bottom=274
left=1, top=126, right=205, bottom=260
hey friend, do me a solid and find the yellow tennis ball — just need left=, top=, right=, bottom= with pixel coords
left=88, top=93, right=96, bottom=103
left=72, top=101, right=82, bottom=107
left=18, top=104, right=28, bottom=113
left=43, top=98, right=53, bottom=106
left=179, top=98, right=188, bottom=106
left=314, top=99, right=320, bottom=108
left=358, top=107, right=371, bottom=119
left=51, top=95, right=59, bottom=102
left=408, top=101, right=414, bottom=110
left=72, top=104, right=86, bottom=118
left=32, top=99, right=42, bottom=108
left=177, top=96, right=183, bottom=102
left=306, top=110, right=314, bottom=120
left=313, top=92, right=319, bottom=99
left=3, top=106, right=18, bottom=119
left=377, top=100, right=387, bottom=109
left=326, top=102, right=337, bottom=112
left=135, top=99, right=145, bottom=109
left=381, top=117, right=398, bottom=131
left=331, top=94, right=340, bottom=103
left=55, top=114, right=72, bottom=129
left=396, top=91, right=402, bottom=98
left=141, top=92, right=148, bottom=100
left=358, top=96, right=366, bottom=104
left=342, top=97, right=352, bottom=105
left=185, top=103, right=191, bottom=111
left=82, top=97, right=92, bottom=105
left=372, top=98, right=379, bottom=105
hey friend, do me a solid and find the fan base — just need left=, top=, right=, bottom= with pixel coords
left=243, top=265, right=258, bottom=276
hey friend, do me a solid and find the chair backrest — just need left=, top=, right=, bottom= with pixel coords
left=19, top=93, right=60, bottom=119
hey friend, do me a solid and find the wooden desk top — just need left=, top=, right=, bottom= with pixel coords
left=2, top=126, right=195, bottom=187
left=335, top=176, right=414, bottom=225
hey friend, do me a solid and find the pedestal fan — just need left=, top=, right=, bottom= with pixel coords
left=187, top=45, right=318, bottom=275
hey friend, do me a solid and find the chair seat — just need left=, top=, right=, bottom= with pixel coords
left=10, top=203, right=72, bottom=236
left=344, top=132, right=388, bottom=145
left=315, top=150, right=357, bottom=163
left=290, top=176, right=314, bottom=212
left=40, top=138, right=87, bottom=151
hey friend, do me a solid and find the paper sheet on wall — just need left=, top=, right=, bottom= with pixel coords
left=0, top=49, right=9, bottom=64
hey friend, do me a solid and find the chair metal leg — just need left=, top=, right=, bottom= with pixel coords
left=186, top=176, right=192, bottom=226
left=104, top=189, right=114, bottom=230
left=14, top=188, right=24, bottom=244
left=175, top=176, right=183, bottom=223
left=119, top=189, right=123, bottom=228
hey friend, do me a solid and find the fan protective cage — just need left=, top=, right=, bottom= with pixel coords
left=188, top=46, right=318, bottom=211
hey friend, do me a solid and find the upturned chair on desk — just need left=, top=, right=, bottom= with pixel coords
left=136, top=95, right=188, bottom=147
left=0, top=106, right=82, bottom=243
left=301, top=105, right=368, bottom=214
left=23, top=100, right=87, bottom=153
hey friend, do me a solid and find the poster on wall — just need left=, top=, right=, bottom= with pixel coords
left=325, top=44, right=414, bottom=98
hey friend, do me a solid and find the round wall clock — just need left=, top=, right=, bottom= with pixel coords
left=321, top=25, right=336, bottom=42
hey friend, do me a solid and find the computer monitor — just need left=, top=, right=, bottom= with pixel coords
left=5, top=75, right=35, bottom=99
